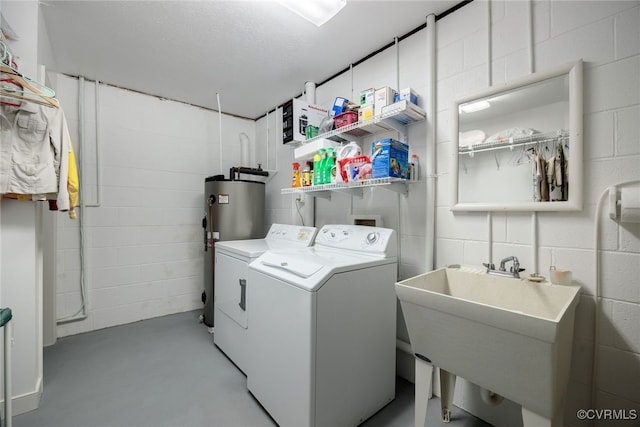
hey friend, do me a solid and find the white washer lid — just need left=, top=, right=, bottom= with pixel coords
left=249, top=246, right=396, bottom=291
left=215, top=239, right=269, bottom=259
left=215, top=224, right=318, bottom=259
left=258, top=252, right=323, bottom=278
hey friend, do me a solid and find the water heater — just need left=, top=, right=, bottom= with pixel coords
left=202, top=176, right=265, bottom=327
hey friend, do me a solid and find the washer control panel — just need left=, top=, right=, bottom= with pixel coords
left=315, top=225, right=397, bottom=257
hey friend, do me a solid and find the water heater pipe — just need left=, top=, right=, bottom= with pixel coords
left=239, top=132, right=250, bottom=166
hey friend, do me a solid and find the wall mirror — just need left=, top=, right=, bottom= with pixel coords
left=451, top=60, right=583, bottom=211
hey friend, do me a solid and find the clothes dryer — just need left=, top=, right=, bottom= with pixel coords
left=247, top=225, right=398, bottom=427
left=214, top=224, right=317, bottom=373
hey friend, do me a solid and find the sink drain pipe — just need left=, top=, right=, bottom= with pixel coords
left=480, top=388, right=504, bottom=406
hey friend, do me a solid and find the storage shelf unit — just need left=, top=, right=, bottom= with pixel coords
left=458, top=129, right=568, bottom=155
left=281, top=178, right=410, bottom=200
left=297, top=101, right=426, bottom=145
left=283, top=101, right=425, bottom=198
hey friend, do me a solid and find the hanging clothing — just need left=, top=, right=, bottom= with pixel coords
left=47, top=138, right=79, bottom=219
left=67, top=140, right=79, bottom=218
left=1, top=120, right=79, bottom=219
left=0, top=100, right=71, bottom=211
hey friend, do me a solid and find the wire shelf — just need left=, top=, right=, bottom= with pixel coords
left=282, top=177, right=409, bottom=198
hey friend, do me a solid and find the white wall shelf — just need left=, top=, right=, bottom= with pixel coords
left=292, top=101, right=426, bottom=146
left=281, top=177, right=410, bottom=200
left=283, top=102, right=425, bottom=199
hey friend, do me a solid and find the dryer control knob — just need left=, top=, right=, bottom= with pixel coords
left=366, top=232, right=379, bottom=244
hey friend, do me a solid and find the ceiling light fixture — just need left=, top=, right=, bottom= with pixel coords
left=460, top=100, right=491, bottom=113
left=277, top=0, right=347, bottom=27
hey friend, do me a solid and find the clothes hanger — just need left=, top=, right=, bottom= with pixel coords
left=0, top=66, right=59, bottom=108
left=0, top=75, right=23, bottom=107
left=0, top=90, right=59, bottom=107
left=0, top=38, right=59, bottom=108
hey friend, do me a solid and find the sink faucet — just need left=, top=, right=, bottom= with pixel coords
left=484, top=256, right=524, bottom=278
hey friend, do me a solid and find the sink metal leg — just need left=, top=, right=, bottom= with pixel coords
left=439, top=369, right=456, bottom=423
left=415, top=357, right=433, bottom=427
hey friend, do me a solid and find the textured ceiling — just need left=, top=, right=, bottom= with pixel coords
left=40, top=0, right=459, bottom=119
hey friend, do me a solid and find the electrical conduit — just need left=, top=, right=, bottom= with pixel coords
left=302, top=81, right=316, bottom=227
left=486, top=0, right=493, bottom=267
left=58, top=76, right=89, bottom=324
left=397, top=12, right=437, bottom=360
left=425, top=13, right=436, bottom=272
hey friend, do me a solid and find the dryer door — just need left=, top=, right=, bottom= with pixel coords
left=215, top=251, right=249, bottom=328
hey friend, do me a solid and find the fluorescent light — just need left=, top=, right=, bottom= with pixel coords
left=277, top=0, right=347, bottom=27
left=460, top=100, right=491, bottom=113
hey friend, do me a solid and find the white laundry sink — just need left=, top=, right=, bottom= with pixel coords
left=395, top=265, right=580, bottom=426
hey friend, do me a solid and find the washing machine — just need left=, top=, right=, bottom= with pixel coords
left=247, top=224, right=398, bottom=427
left=214, top=223, right=317, bottom=374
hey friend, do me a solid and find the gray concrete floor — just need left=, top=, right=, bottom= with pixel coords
left=14, top=311, right=491, bottom=427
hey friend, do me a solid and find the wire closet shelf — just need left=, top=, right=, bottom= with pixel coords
left=458, top=129, right=569, bottom=156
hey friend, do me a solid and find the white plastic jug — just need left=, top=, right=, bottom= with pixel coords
left=337, top=141, right=361, bottom=159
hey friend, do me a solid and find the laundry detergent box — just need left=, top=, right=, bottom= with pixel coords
left=371, top=138, right=409, bottom=179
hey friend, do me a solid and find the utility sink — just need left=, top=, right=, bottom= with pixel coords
left=396, top=265, right=581, bottom=426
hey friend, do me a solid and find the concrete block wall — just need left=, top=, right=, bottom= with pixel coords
left=53, top=74, right=257, bottom=337
left=35, top=0, right=637, bottom=425
left=433, top=1, right=640, bottom=426
left=256, top=1, right=639, bottom=425
left=257, top=30, right=431, bottom=283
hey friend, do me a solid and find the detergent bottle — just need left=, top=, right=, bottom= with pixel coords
left=325, top=147, right=336, bottom=183
left=302, top=161, right=312, bottom=187
left=291, top=162, right=301, bottom=187
left=313, top=149, right=324, bottom=185
left=320, top=148, right=329, bottom=185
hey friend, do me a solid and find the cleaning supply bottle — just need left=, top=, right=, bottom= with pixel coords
left=291, top=162, right=301, bottom=187
left=313, top=150, right=324, bottom=185
left=410, top=154, right=420, bottom=181
left=325, top=147, right=336, bottom=183
left=302, top=161, right=312, bottom=187
left=319, top=148, right=329, bottom=185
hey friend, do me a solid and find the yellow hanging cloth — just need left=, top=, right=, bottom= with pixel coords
left=67, top=139, right=79, bottom=219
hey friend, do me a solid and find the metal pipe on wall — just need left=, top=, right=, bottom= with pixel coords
left=486, top=0, right=493, bottom=266
left=527, top=0, right=539, bottom=275
left=58, top=76, right=88, bottom=324
left=424, top=13, right=436, bottom=272
left=84, top=79, right=102, bottom=208
left=302, top=81, right=316, bottom=227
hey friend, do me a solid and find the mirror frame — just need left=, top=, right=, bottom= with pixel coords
left=450, top=60, right=583, bottom=212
